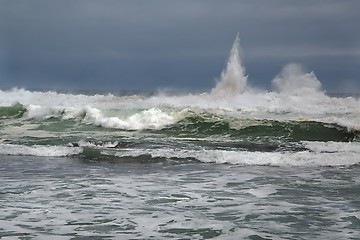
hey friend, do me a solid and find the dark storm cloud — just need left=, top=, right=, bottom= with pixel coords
left=0, top=0, right=359, bottom=91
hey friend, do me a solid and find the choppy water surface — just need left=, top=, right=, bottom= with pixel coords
left=1, top=34, right=360, bottom=239
left=0, top=156, right=359, bottom=239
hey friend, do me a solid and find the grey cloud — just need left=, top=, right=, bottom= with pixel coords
left=0, top=0, right=359, bottom=91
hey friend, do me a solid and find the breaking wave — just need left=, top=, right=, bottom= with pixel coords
left=0, top=143, right=82, bottom=157
left=1, top=33, right=360, bottom=167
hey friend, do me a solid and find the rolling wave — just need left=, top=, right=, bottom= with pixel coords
left=0, top=102, right=27, bottom=119
left=157, top=114, right=359, bottom=142
left=1, top=34, right=360, bottom=167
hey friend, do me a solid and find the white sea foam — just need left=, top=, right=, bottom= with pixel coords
left=302, top=141, right=360, bottom=153
left=114, top=147, right=360, bottom=167
left=83, top=107, right=177, bottom=130
left=247, top=186, right=278, bottom=198
left=0, top=144, right=82, bottom=157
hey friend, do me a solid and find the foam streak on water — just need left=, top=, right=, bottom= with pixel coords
left=0, top=156, right=359, bottom=239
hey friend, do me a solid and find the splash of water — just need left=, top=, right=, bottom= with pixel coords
left=211, top=33, right=248, bottom=96
left=272, top=63, right=322, bottom=95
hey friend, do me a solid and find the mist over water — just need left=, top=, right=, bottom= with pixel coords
left=272, top=63, right=323, bottom=95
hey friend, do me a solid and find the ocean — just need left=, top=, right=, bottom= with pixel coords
left=1, top=34, right=360, bottom=239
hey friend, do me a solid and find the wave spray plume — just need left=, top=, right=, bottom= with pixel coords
left=211, top=33, right=248, bottom=96
left=272, top=63, right=322, bottom=95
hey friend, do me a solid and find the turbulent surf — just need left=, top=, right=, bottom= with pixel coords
left=1, top=34, right=360, bottom=239
left=1, top=85, right=360, bottom=166
left=1, top=34, right=360, bottom=166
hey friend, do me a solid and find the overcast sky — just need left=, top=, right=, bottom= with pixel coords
left=1, top=0, right=359, bottom=92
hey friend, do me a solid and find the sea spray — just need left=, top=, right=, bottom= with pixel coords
left=211, top=33, right=248, bottom=97
left=272, top=63, right=322, bottom=95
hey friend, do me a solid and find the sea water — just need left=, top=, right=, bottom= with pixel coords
left=0, top=34, right=359, bottom=239
left=1, top=155, right=359, bottom=239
